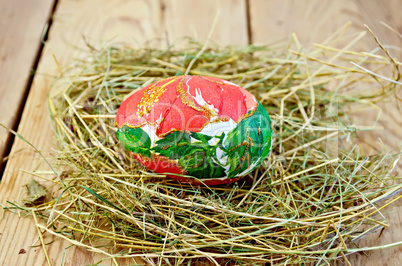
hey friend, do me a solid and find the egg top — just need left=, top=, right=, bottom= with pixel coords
left=116, top=75, right=272, bottom=185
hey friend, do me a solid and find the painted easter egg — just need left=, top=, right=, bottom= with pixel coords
left=115, top=75, right=272, bottom=185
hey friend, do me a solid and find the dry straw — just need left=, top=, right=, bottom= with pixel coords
left=5, top=24, right=402, bottom=265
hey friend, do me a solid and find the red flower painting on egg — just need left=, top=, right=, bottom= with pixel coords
left=116, top=75, right=272, bottom=185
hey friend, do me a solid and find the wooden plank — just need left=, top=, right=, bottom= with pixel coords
left=0, top=0, right=55, bottom=173
left=249, top=0, right=401, bottom=70
left=250, top=0, right=402, bottom=152
left=0, top=0, right=248, bottom=265
left=164, top=0, right=248, bottom=46
left=249, top=0, right=402, bottom=265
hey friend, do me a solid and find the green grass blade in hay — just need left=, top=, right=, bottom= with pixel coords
left=79, top=185, right=129, bottom=215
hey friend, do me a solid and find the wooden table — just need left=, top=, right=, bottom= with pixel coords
left=0, top=0, right=401, bottom=265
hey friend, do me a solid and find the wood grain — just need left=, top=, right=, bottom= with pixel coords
left=249, top=0, right=402, bottom=155
left=248, top=1, right=402, bottom=265
left=0, top=0, right=247, bottom=265
left=249, top=0, right=401, bottom=60
left=0, top=0, right=55, bottom=173
left=163, top=0, right=248, bottom=46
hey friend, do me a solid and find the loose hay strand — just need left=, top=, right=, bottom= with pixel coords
left=3, top=26, right=402, bottom=265
left=32, top=210, right=52, bottom=266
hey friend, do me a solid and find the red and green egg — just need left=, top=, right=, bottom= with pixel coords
left=115, top=76, right=272, bottom=185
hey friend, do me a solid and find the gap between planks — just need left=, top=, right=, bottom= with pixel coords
left=0, top=0, right=59, bottom=180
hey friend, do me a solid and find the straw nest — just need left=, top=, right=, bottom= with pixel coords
left=7, top=25, right=402, bottom=265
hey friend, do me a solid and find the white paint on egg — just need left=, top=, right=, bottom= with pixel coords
left=141, top=124, right=159, bottom=146
left=222, top=80, right=238, bottom=86
left=185, top=76, right=220, bottom=114
left=185, top=76, right=193, bottom=94
left=193, top=87, right=219, bottom=114
left=216, top=147, right=229, bottom=168
left=207, top=137, right=220, bottom=146
left=235, top=160, right=259, bottom=177
left=198, top=119, right=237, bottom=140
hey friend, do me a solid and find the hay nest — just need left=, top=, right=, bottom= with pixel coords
left=7, top=25, right=402, bottom=265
